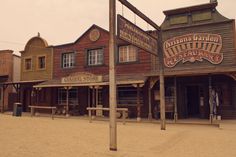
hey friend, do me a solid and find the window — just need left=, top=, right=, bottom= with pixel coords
left=58, top=88, right=78, bottom=105
left=118, top=45, right=137, bottom=63
left=87, top=48, right=103, bottom=66
left=38, top=56, right=46, bottom=69
left=25, top=58, right=32, bottom=70
left=62, top=52, right=75, bottom=68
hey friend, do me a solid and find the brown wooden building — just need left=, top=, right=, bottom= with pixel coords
left=34, top=25, right=156, bottom=119
left=157, top=1, right=236, bottom=119
left=0, top=50, right=21, bottom=112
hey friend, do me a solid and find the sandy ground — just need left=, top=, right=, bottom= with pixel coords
left=0, top=114, right=236, bottom=157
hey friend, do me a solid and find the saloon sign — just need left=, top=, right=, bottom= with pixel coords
left=117, top=14, right=158, bottom=55
left=163, top=33, right=223, bottom=68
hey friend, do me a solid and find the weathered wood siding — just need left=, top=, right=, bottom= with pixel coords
left=53, top=25, right=152, bottom=79
left=161, top=21, right=236, bottom=75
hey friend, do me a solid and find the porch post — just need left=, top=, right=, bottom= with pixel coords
left=137, top=84, right=141, bottom=121
left=88, top=87, right=90, bottom=107
left=148, top=84, right=152, bottom=120
left=174, top=76, right=178, bottom=122
left=209, top=75, right=213, bottom=124
left=0, top=86, right=3, bottom=113
left=66, top=87, right=69, bottom=117
left=36, top=88, right=39, bottom=105
left=92, top=86, right=95, bottom=116
left=1, top=85, right=7, bottom=113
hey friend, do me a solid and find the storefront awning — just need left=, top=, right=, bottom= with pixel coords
left=0, top=80, right=45, bottom=85
left=33, top=74, right=148, bottom=88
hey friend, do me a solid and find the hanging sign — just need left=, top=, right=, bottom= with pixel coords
left=163, top=33, right=223, bottom=68
left=117, top=14, right=158, bottom=55
left=61, top=72, right=103, bottom=84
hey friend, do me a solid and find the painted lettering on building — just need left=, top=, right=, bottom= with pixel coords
left=163, top=33, right=223, bottom=68
left=61, top=72, right=103, bottom=84
left=117, top=14, right=158, bottom=55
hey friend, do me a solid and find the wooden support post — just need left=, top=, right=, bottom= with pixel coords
left=92, top=86, right=95, bottom=117
left=174, top=77, right=178, bottom=123
left=36, top=88, right=39, bottom=105
left=1, top=85, right=7, bottom=113
left=66, top=87, right=69, bottom=117
left=148, top=82, right=152, bottom=120
left=31, top=107, right=35, bottom=117
left=88, top=87, right=90, bottom=108
left=0, top=86, right=3, bottom=113
left=137, top=84, right=141, bottom=121
left=159, top=30, right=166, bottom=130
left=209, top=75, right=213, bottom=124
left=109, top=0, right=117, bottom=151
left=89, top=110, right=92, bottom=123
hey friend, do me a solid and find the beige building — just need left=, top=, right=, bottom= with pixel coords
left=20, top=34, right=53, bottom=81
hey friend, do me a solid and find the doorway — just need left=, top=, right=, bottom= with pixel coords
left=186, top=85, right=200, bottom=117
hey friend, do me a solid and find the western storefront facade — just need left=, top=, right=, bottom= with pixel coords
left=158, top=1, right=236, bottom=119
left=34, top=25, right=156, bottom=119
left=2, top=1, right=236, bottom=121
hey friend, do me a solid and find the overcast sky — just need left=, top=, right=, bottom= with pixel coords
left=0, top=0, right=235, bottom=53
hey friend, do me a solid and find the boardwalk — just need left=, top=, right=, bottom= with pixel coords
left=0, top=114, right=236, bottom=157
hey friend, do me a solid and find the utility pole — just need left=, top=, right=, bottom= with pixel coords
left=109, top=0, right=117, bottom=151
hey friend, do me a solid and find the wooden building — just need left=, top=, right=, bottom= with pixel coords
left=1, top=34, right=53, bottom=112
left=3, top=1, right=235, bottom=120
left=157, top=1, right=236, bottom=119
left=0, top=50, right=21, bottom=112
left=34, top=25, right=156, bottom=119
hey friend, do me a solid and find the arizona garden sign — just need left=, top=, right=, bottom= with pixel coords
left=163, top=33, right=223, bottom=68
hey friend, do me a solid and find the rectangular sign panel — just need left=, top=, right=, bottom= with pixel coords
left=117, top=14, right=158, bottom=55
left=163, top=33, right=223, bottom=68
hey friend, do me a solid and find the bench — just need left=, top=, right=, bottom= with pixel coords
left=29, top=105, right=57, bottom=120
left=86, top=107, right=128, bottom=124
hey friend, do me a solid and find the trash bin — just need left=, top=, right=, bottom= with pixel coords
left=13, top=103, right=22, bottom=117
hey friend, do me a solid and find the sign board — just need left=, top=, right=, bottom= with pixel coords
left=117, top=14, right=158, bottom=55
left=163, top=33, right=223, bottom=68
left=61, top=72, right=103, bottom=84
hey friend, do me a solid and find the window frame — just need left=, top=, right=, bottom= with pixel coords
left=87, top=48, right=104, bottom=66
left=61, top=52, right=75, bottom=69
left=37, top=55, right=46, bottom=70
left=118, top=45, right=138, bottom=64
left=24, top=57, right=32, bottom=71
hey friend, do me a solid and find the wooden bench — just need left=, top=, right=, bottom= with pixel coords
left=29, top=105, right=57, bottom=120
left=86, top=107, right=128, bottom=124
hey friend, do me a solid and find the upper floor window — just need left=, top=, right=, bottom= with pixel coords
left=62, top=52, right=75, bottom=68
left=24, top=58, right=32, bottom=70
left=118, top=45, right=137, bottom=63
left=38, top=56, right=46, bottom=69
left=87, top=48, right=103, bottom=66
